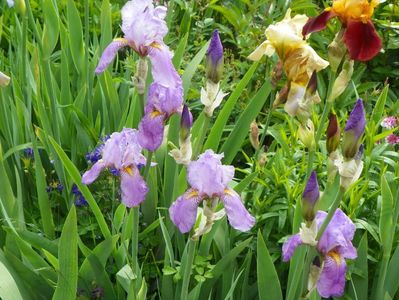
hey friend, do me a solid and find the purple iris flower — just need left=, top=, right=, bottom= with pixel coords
left=138, top=46, right=183, bottom=151
left=342, top=99, right=366, bottom=159
left=82, top=128, right=151, bottom=207
left=95, top=0, right=168, bottom=73
left=282, top=209, right=357, bottom=298
left=302, top=171, right=320, bottom=221
left=206, top=30, right=224, bottom=83
left=169, top=149, right=255, bottom=233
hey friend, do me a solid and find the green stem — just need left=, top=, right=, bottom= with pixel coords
left=193, top=115, right=210, bottom=159
left=252, top=90, right=276, bottom=171
left=305, top=71, right=336, bottom=177
left=180, top=239, right=196, bottom=300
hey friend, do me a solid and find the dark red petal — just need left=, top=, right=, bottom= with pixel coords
left=343, top=20, right=382, bottom=61
left=302, top=11, right=335, bottom=36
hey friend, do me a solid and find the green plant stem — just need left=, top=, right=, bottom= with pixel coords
left=193, top=114, right=210, bottom=159
left=252, top=89, right=276, bottom=171
left=180, top=239, right=196, bottom=300
left=305, top=71, right=337, bottom=177
left=132, top=151, right=153, bottom=270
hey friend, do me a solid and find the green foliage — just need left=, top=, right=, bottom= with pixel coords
left=0, top=0, right=398, bottom=299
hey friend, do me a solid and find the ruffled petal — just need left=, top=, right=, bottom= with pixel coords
left=220, top=189, right=255, bottom=232
left=82, top=160, right=107, bottom=185
left=343, top=20, right=382, bottom=61
left=282, top=234, right=302, bottom=262
left=169, top=189, right=202, bottom=233
left=120, top=169, right=149, bottom=207
left=95, top=39, right=129, bottom=74
left=138, top=112, right=165, bottom=151
left=317, top=254, right=347, bottom=298
left=302, top=10, right=335, bottom=36
left=187, top=150, right=233, bottom=197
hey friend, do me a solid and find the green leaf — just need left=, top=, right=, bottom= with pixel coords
left=221, top=81, right=272, bottom=164
left=53, top=206, right=78, bottom=300
left=379, top=175, right=394, bottom=252
left=257, top=231, right=283, bottom=300
left=67, top=0, right=85, bottom=73
left=0, top=251, right=24, bottom=300
left=349, top=232, right=368, bottom=300
left=371, top=85, right=389, bottom=124
left=42, top=0, right=59, bottom=57
left=204, top=62, right=259, bottom=151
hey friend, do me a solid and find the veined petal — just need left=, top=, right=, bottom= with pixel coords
left=82, top=160, right=107, bottom=185
left=282, top=234, right=302, bottom=262
left=221, top=189, right=255, bottom=232
left=120, top=169, right=148, bottom=207
left=343, top=20, right=382, bottom=61
left=95, top=39, right=129, bottom=74
left=302, top=10, right=336, bottom=36
left=317, top=254, right=347, bottom=298
left=285, top=82, right=306, bottom=117
left=169, top=189, right=202, bottom=233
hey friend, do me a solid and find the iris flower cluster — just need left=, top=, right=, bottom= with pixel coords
left=82, top=0, right=254, bottom=235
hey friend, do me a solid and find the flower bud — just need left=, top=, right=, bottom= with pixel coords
left=328, top=59, right=354, bottom=102
left=298, top=120, right=315, bottom=150
left=326, top=113, right=340, bottom=154
left=180, top=104, right=193, bottom=141
left=0, top=71, right=10, bottom=87
left=206, top=30, right=224, bottom=83
left=342, top=99, right=366, bottom=159
left=249, top=121, right=260, bottom=150
left=328, top=29, right=346, bottom=72
left=302, top=171, right=320, bottom=222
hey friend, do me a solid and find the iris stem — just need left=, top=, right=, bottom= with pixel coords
left=180, top=239, right=196, bottom=300
left=305, top=71, right=337, bottom=178
left=252, top=89, right=276, bottom=171
left=193, top=114, right=210, bottom=159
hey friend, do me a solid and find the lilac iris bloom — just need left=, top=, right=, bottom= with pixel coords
left=82, top=128, right=151, bottom=207
left=282, top=209, right=357, bottom=298
left=95, top=0, right=168, bottom=73
left=138, top=46, right=183, bottom=151
left=169, top=150, right=255, bottom=233
left=342, top=99, right=366, bottom=159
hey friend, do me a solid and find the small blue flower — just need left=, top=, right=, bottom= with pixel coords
left=24, top=148, right=34, bottom=158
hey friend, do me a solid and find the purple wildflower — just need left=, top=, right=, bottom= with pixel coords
left=386, top=134, right=399, bottom=145
left=169, top=149, right=255, bottom=233
left=282, top=209, right=357, bottom=298
left=95, top=0, right=168, bottom=73
left=342, top=99, right=366, bottom=159
left=24, top=148, right=34, bottom=158
left=206, top=30, right=224, bottom=83
left=381, top=116, right=397, bottom=129
left=71, top=184, right=88, bottom=207
left=82, top=128, right=152, bottom=207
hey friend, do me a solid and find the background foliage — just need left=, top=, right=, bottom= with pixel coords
left=0, top=0, right=398, bottom=299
